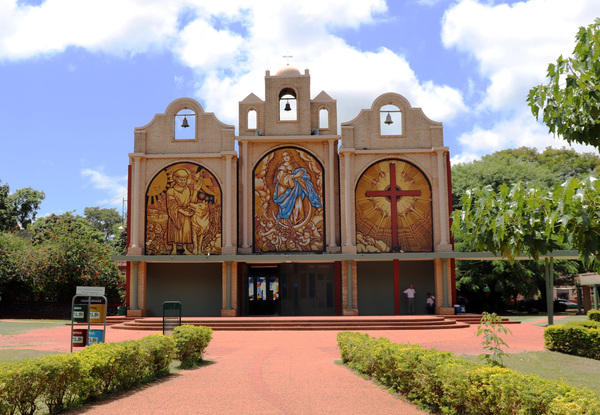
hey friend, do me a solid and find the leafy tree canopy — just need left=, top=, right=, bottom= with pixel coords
left=451, top=147, right=600, bottom=210
left=83, top=206, right=123, bottom=241
left=10, top=187, right=45, bottom=229
left=451, top=162, right=599, bottom=313
left=110, top=223, right=127, bottom=255
left=452, top=175, right=600, bottom=270
left=0, top=181, right=15, bottom=231
left=528, top=18, right=600, bottom=150
left=0, top=180, right=45, bottom=231
left=1, top=212, right=124, bottom=303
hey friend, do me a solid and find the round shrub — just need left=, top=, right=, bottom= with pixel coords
left=172, top=325, right=213, bottom=368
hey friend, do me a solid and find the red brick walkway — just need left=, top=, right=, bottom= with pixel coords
left=0, top=317, right=556, bottom=415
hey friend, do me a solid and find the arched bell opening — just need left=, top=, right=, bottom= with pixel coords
left=279, top=88, right=297, bottom=121
left=175, top=109, right=196, bottom=140
left=380, top=104, right=402, bottom=136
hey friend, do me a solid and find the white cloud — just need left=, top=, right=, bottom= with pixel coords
left=450, top=152, right=479, bottom=166
left=81, top=168, right=127, bottom=208
left=455, top=108, right=598, bottom=158
left=194, top=38, right=467, bottom=128
left=0, top=0, right=183, bottom=59
left=442, top=0, right=600, bottom=112
left=175, top=18, right=244, bottom=70
left=0, top=1, right=466, bottom=126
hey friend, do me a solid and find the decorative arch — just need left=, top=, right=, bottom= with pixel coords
left=253, top=147, right=325, bottom=252
left=355, top=159, right=432, bottom=253
left=145, top=162, right=222, bottom=255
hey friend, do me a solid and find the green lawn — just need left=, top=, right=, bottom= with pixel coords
left=0, top=319, right=68, bottom=335
left=0, top=348, right=60, bottom=362
left=461, top=350, right=600, bottom=394
left=501, top=313, right=588, bottom=326
left=0, top=320, right=69, bottom=362
left=462, top=314, right=600, bottom=393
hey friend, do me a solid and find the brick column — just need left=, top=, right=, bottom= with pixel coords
left=222, top=261, right=237, bottom=316
left=342, top=260, right=358, bottom=316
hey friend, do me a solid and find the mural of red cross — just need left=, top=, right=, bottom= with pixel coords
left=365, top=162, right=421, bottom=252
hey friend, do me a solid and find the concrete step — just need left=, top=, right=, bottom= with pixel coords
left=111, top=316, right=471, bottom=331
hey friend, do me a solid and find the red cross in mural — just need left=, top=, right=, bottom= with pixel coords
left=365, top=162, right=421, bottom=252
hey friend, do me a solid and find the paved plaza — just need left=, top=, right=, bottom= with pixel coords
left=0, top=317, right=553, bottom=414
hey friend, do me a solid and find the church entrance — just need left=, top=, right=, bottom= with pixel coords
left=243, top=263, right=337, bottom=316
left=247, top=265, right=280, bottom=315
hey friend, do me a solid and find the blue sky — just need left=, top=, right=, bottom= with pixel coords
left=1, top=0, right=599, bottom=220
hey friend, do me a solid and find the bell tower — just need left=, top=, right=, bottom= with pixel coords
left=237, top=67, right=340, bottom=253
left=263, top=67, right=311, bottom=135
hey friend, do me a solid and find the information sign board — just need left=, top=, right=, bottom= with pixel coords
left=76, top=286, right=106, bottom=296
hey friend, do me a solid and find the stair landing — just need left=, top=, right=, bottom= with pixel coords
left=98, top=314, right=519, bottom=331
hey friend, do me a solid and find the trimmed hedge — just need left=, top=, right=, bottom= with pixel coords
left=544, top=314, right=600, bottom=360
left=172, top=325, right=213, bottom=368
left=589, top=310, right=600, bottom=322
left=337, top=331, right=600, bottom=415
left=0, top=331, right=197, bottom=414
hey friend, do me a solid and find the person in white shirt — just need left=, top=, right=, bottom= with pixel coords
left=426, top=292, right=435, bottom=314
left=404, top=284, right=416, bottom=315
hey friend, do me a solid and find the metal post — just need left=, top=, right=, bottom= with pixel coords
left=545, top=257, right=554, bottom=326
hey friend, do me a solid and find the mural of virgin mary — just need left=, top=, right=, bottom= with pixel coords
left=273, top=150, right=322, bottom=225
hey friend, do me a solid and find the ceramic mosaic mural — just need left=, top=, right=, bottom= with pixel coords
left=355, top=159, right=432, bottom=253
left=146, top=162, right=222, bottom=255
left=254, top=148, right=324, bottom=252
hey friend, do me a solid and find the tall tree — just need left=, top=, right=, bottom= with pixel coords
left=527, top=18, right=600, bottom=150
left=27, top=213, right=123, bottom=303
left=9, top=187, right=45, bottom=229
left=451, top=147, right=600, bottom=210
left=452, top=176, right=600, bottom=321
left=0, top=181, right=45, bottom=231
left=0, top=181, right=16, bottom=231
left=84, top=206, right=123, bottom=241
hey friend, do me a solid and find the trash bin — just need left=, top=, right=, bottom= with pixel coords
left=72, top=329, right=88, bottom=347
left=88, top=329, right=105, bottom=345
left=454, top=304, right=466, bottom=314
left=72, top=304, right=88, bottom=323
left=163, top=301, right=182, bottom=335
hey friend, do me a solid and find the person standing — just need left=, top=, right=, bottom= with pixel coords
left=426, top=293, right=435, bottom=314
left=404, top=284, right=416, bottom=315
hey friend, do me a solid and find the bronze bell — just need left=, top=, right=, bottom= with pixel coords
left=181, top=116, right=190, bottom=128
left=284, top=100, right=292, bottom=111
left=384, top=112, right=393, bottom=125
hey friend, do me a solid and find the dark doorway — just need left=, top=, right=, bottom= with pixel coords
left=247, top=265, right=280, bottom=315
left=244, top=263, right=336, bottom=316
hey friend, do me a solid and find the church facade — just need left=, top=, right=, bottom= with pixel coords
left=121, top=67, right=456, bottom=317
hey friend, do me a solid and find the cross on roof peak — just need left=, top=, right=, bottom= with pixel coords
left=283, top=52, right=293, bottom=66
